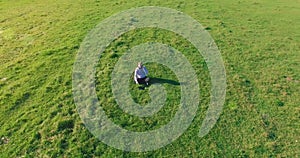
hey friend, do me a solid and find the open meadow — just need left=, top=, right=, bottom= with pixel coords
left=0, top=0, right=299, bottom=157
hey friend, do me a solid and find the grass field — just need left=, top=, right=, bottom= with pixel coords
left=1, top=0, right=300, bottom=157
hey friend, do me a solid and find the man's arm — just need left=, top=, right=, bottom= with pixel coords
left=134, top=68, right=138, bottom=84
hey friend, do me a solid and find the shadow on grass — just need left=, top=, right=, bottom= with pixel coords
left=136, top=77, right=180, bottom=90
left=149, top=77, right=180, bottom=85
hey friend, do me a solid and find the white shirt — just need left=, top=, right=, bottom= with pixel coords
left=134, top=66, right=148, bottom=82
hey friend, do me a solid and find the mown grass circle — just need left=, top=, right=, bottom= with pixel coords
left=72, top=6, right=226, bottom=152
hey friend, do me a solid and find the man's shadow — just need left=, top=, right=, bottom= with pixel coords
left=149, top=77, right=180, bottom=85
left=137, top=77, right=180, bottom=90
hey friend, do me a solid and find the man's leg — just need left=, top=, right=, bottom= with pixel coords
left=137, top=78, right=145, bottom=90
left=145, top=77, right=150, bottom=85
left=137, top=77, right=149, bottom=89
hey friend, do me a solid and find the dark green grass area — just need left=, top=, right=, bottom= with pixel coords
left=0, top=0, right=299, bottom=157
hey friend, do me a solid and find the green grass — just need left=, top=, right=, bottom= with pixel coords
left=1, top=0, right=299, bottom=157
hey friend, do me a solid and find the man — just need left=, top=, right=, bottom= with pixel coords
left=134, top=62, right=149, bottom=85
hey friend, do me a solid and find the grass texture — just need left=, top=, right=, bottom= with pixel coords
left=0, top=0, right=299, bottom=157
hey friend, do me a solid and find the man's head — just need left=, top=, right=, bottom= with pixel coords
left=137, top=62, right=143, bottom=69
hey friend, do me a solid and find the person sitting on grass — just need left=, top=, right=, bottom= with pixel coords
left=134, top=62, right=149, bottom=86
